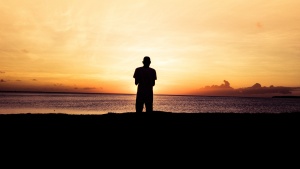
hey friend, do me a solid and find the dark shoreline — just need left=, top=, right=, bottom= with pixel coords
left=2, top=111, right=299, bottom=152
left=1, top=111, right=299, bottom=130
left=272, top=96, right=300, bottom=98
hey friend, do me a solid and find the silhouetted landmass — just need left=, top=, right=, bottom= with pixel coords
left=272, top=96, right=300, bottom=98
left=1, top=111, right=299, bottom=131
left=1, top=111, right=299, bottom=154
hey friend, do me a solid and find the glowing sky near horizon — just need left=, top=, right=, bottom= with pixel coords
left=0, top=0, right=300, bottom=95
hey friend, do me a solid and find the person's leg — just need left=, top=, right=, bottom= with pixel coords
left=136, top=100, right=144, bottom=113
left=145, top=91, right=153, bottom=113
left=136, top=90, right=144, bottom=113
left=145, top=101, right=153, bottom=113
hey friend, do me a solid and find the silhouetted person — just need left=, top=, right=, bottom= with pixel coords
left=133, top=56, right=157, bottom=113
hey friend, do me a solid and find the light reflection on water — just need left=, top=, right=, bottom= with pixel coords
left=0, top=92, right=299, bottom=114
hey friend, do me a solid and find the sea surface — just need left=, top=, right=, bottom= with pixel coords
left=0, top=92, right=299, bottom=114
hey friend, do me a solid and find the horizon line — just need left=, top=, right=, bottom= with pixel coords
left=0, top=90, right=192, bottom=96
left=1, top=90, right=299, bottom=98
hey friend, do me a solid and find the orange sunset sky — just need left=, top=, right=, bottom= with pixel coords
left=0, top=0, right=300, bottom=95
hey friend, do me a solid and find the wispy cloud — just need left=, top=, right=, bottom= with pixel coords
left=22, top=49, right=29, bottom=53
left=53, top=83, right=63, bottom=86
left=82, top=87, right=96, bottom=90
left=74, top=86, right=98, bottom=90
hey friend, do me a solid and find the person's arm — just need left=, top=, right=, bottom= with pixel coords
left=135, top=78, right=139, bottom=85
left=133, top=69, right=139, bottom=85
left=153, top=70, right=157, bottom=86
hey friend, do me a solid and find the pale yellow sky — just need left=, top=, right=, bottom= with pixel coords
left=0, top=0, right=300, bottom=95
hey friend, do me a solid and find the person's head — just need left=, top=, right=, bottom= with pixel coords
left=143, top=56, right=151, bottom=67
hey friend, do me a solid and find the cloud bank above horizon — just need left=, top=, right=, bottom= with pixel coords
left=197, top=80, right=300, bottom=96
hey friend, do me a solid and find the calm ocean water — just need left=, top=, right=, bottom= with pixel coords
left=0, top=92, right=299, bottom=114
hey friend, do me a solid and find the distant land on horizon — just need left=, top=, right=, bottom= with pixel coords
left=1, top=79, right=300, bottom=97
left=0, top=90, right=135, bottom=95
left=1, top=90, right=299, bottom=98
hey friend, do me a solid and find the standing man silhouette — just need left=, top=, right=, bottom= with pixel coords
left=133, top=56, right=157, bottom=113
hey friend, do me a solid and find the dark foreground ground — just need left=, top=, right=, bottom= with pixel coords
left=1, top=111, right=299, bottom=132
left=1, top=111, right=299, bottom=160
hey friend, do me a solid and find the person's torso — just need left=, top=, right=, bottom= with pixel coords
left=136, top=67, right=156, bottom=86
